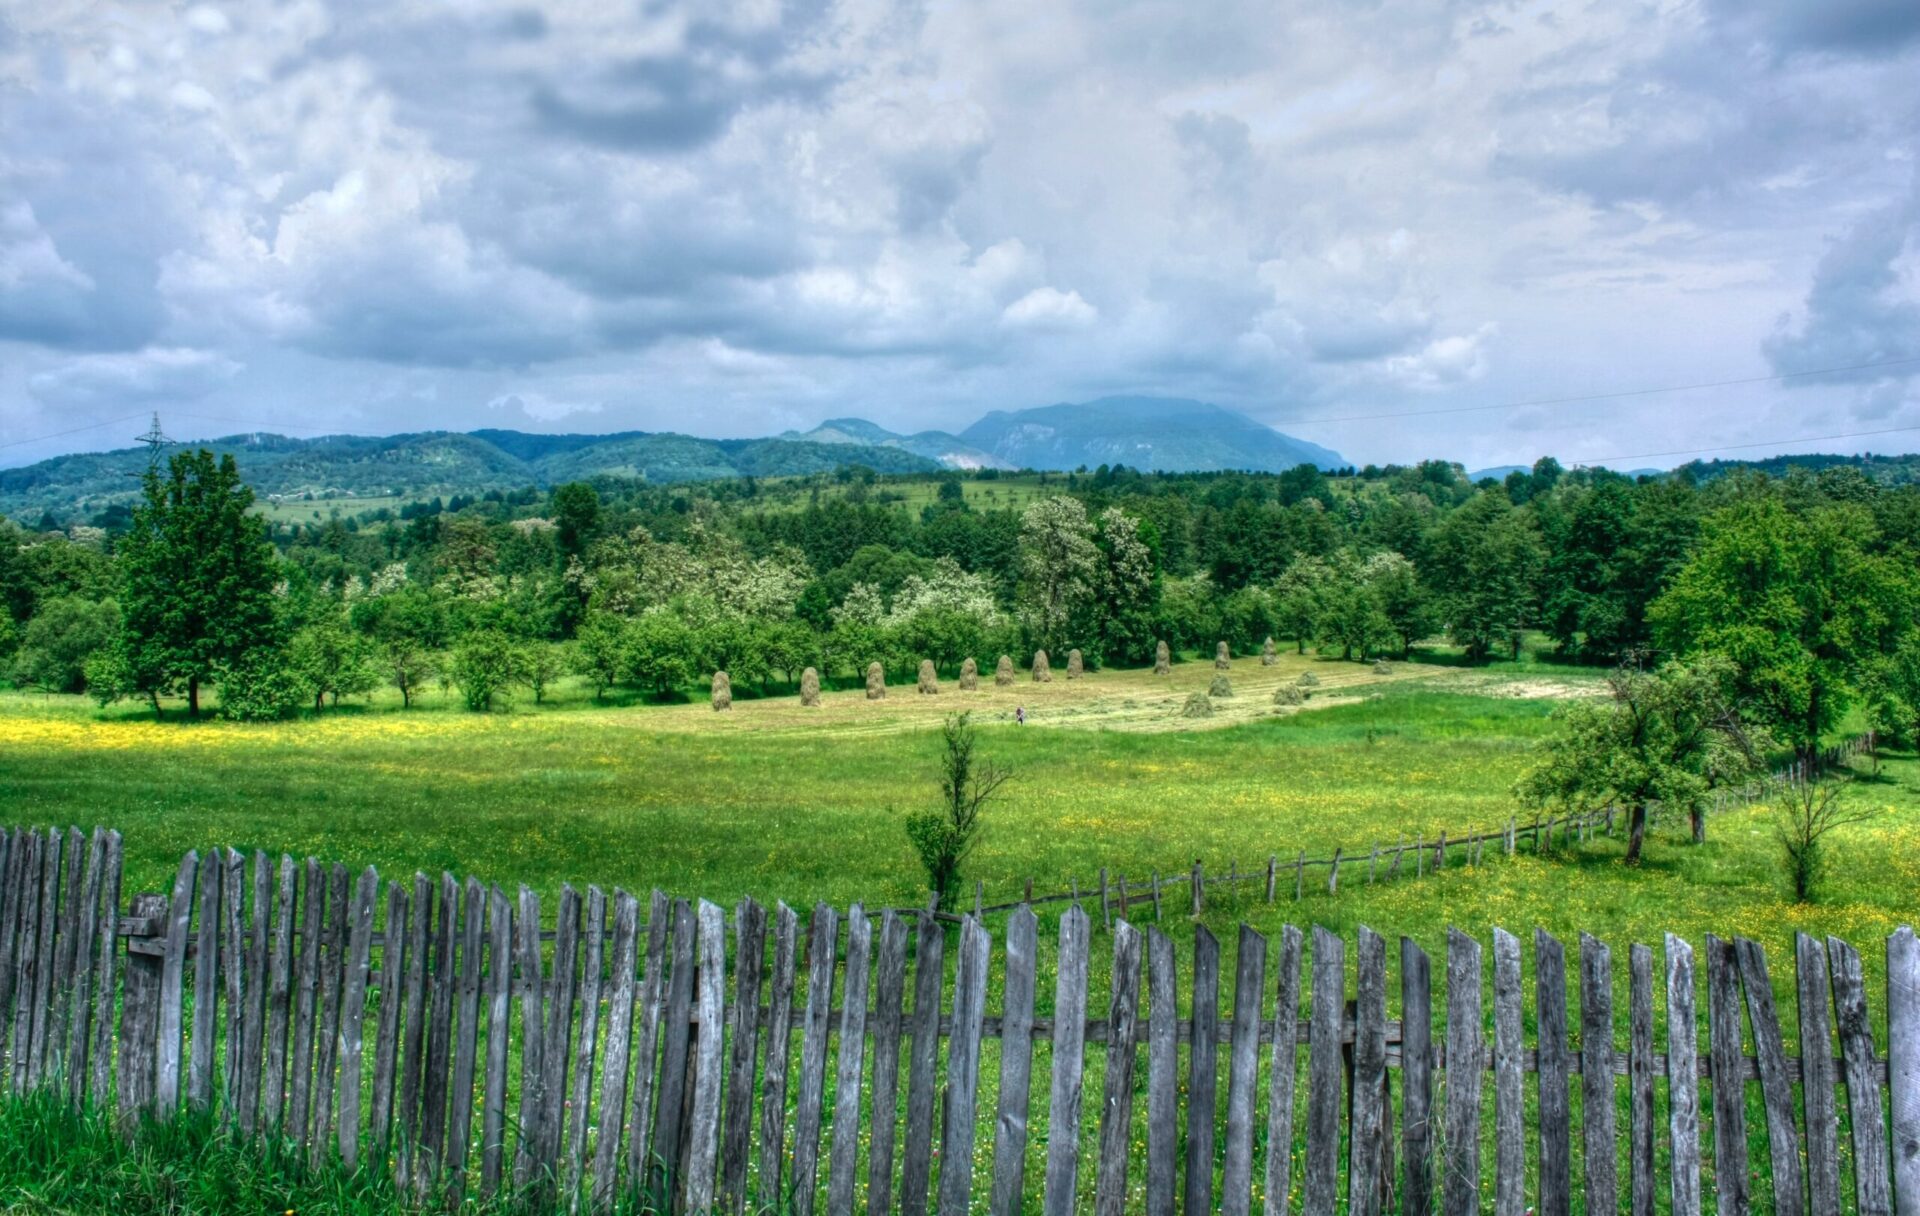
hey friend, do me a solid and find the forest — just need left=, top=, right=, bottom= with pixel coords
left=4, top=452, right=1919, bottom=765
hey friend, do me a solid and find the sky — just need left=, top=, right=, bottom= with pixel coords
left=2, top=0, right=1918, bottom=473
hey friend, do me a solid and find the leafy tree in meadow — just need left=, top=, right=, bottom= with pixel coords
left=572, top=611, right=630, bottom=699
left=112, top=449, right=283, bottom=717
left=1518, top=656, right=1762, bottom=863
left=287, top=614, right=380, bottom=710
left=10, top=597, right=119, bottom=693
left=1016, top=496, right=1100, bottom=650
left=1316, top=553, right=1393, bottom=661
left=1272, top=556, right=1331, bottom=654
left=1651, top=498, right=1914, bottom=764
left=1093, top=507, right=1159, bottom=665
left=626, top=609, right=698, bottom=696
left=354, top=585, right=446, bottom=708
left=1430, top=491, right=1545, bottom=661
left=524, top=642, right=566, bottom=705
left=1365, top=551, right=1430, bottom=658
left=451, top=630, right=528, bottom=712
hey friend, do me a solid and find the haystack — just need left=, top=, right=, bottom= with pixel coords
left=1261, top=637, right=1277, bottom=666
left=865, top=661, right=886, bottom=699
left=959, top=657, right=979, bottom=690
left=1215, top=641, right=1231, bottom=670
left=995, top=655, right=1015, bottom=686
left=1209, top=674, right=1233, bottom=698
left=1181, top=691, right=1214, bottom=719
left=800, top=666, right=821, bottom=706
left=1032, top=650, right=1052, bottom=682
left=1066, top=649, right=1084, bottom=678
left=1273, top=684, right=1304, bottom=706
left=917, top=659, right=939, bottom=694
left=1154, top=640, right=1171, bottom=675
left=711, top=671, right=732, bottom=711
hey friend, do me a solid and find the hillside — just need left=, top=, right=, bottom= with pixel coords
left=781, top=418, right=1011, bottom=470
left=960, top=396, right=1346, bottom=473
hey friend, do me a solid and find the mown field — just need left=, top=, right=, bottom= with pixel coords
left=2, top=653, right=1916, bottom=1211
left=1, top=651, right=1911, bottom=977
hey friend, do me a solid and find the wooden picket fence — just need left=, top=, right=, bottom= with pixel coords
left=1, top=824, right=1917, bottom=1215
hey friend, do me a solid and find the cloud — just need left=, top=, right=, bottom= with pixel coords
left=1002, top=287, right=1097, bottom=331
left=1764, top=172, right=1920, bottom=379
left=487, top=392, right=604, bottom=423
left=27, top=347, right=242, bottom=408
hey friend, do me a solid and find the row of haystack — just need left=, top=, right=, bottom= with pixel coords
left=713, top=636, right=1308, bottom=709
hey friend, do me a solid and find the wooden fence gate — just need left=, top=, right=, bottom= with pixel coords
left=0, top=823, right=1916, bottom=1215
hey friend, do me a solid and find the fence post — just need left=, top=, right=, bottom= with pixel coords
left=1190, top=863, right=1203, bottom=918
left=117, top=892, right=167, bottom=1128
left=1265, top=856, right=1276, bottom=903
left=1099, top=869, right=1110, bottom=931
left=1327, top=849, right=1341, bottom=896
left=1294, top=851, right=1304, bottom=902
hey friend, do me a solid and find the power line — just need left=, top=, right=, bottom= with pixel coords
left=0, top=412, right=150, bottom=452
left=1277, top=354, right=1920, bottom=427
left=1572, top=423, right=1920, bottom=468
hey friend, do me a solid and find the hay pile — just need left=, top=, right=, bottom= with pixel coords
left=1181, top=691, right=1214, bottom=719
left=711, top=671, right=732, bottom=712
left=1066, top=649, right=1084, bottom=679
left=959, top=657, right=979, bottom=690
left=1209, top=674, right=1233, bottom=698
left=800, top=667, right=821, bottom=706
left=1372, top=659, right=1392, bottom=674
left=1297, top=671, right=1320, bottom=688
left=1261, top=637, right=1277, bottom=666
left=1273, top=684, right=1304, bottom=706
left=1215, top=641, right=1231, bottom=670
left=995, top=655, right=1015, bottom=686
left=918, top=659, right=939, bottom=694
left=866, top=661, right=886, bottom=700
left=1032, top=650, right=1052, bottom=682
left=1154, top=640, right=1171, bottom=675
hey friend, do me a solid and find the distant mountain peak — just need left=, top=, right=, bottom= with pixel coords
left=959, top=395, right=1344, bottom=473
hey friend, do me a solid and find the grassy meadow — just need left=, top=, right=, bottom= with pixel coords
left=3, top=650, right=1917, bottom=1211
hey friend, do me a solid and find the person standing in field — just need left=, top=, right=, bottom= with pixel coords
left=1016, top=706, right=1025, bottom=725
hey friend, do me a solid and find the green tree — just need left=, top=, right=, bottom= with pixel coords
left=113, top=449, right=283, bottom=717
left=1651, top=498, right=1913, bottom=764
left=10, top=597, right=119, bottom=693
left=572, top=611, right=631, bottom=699
left=1016, top=496, right=1099, bottom=650
left=551, top=482, right=602, bottom=558
left=451, top=630, right=528, bottom=712
left=1430, top=492, right=1544, bottom=662
left=287, top=615, right=380, bottom=710
left=1272, top=557, right=1330, bottom=654
left=1518, top=657, right=1761, bottom=863
left=904, top=713, right=1012, bottom=911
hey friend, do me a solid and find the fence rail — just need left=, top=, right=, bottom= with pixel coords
left=0, top=822, right=1914, bottom=1215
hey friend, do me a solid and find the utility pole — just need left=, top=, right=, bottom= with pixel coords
left=133, top=412, right=171, bottom=477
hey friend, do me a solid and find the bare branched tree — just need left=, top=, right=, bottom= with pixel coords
left=905, top=713, right=1013, bottom=911
left=1773, top=777, right=1875, bottom=902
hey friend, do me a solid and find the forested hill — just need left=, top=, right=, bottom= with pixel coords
left=0, top=396, right=1352, bottom=521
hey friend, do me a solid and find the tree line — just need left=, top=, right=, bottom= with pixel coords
left=4, top=451, right=1920, bottom=758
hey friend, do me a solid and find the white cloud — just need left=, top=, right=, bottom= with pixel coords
left=27, top=347, right=242, bottom=407
left=1001, top=287, right=1098, bottom=331
left=487, top=392, right=604, bottom=423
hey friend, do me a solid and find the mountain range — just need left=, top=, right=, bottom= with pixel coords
left=0, top=397, right=1350, bottom=521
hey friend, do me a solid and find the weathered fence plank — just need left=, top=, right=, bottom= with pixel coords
left=1733, top=937, right=1802, bottom=1216
left=628, top=890, right=673, bottom=1201
left=1349, top=926, right=1387, bottom=1216
left=989, top=906, right=1037, bottom=1216
left=1221, top=925, right=1268, bottom=1216
left=1303, top=926, right=1344, bottom=1216
left=1491, top=928, right=1523, bottom=1216
left=447, top=876, right=486, bottom=1199
left=1093, top=920, right=1142, bottom=1216
left=652, top=899, right=695, bottom=1199
left=1578, top=934, right=1616, bottom=1216
left=721, top=896, right=767, bottom=1216
left=1188, top=924, right=1223, bottom=1216
left=1401, top=936, right=1433, bottom=1216
left=1146, top=927, right=1179, bottom=1216
left=1704, top=935, right=1750, bottom=1216
left=1534, top=929, right=1569, bottom=1216
left=791, top=903, right=839, bottom=1216
left=755, top=901, right=798, bottom=1213
left=480, top=887, right=512, bottom=1199
left=64, top=828, right=106, bottom=1108
left=900, top=908, right=945, bottom=1216
left=539, top=885, right=582, bottom=1189
left=187, top=847, right=220, bottom=1111
left=591, top=890, right=640, bottom=1214
left=564, top=886, right=607, bottom=1206
left=937, top=917, right=990, bottom=1216
left=418, top=873, right=458, bottom=1181
left=118, top=891, right=166, bottom=1121
left=337, top=867, right=378, bottom=1169
left=1261, top=925, right=1303, bottom=1216
left=1628, top=943, right=1655, bottom=1216
left=288, top=859, right=322, bottom=1143
left=1043, top=905, right=1090, bottom=1216
left=686, top=899, right=728, bottom=1214
left=88, top=830, right=124, bottom=1109
left=217, top=848, right=244, bottom=1119
left=1829, top=934, right=1891, bottom=1216
left=511, top=886, right=545, bottom=1191
left=1665, top=934, right=1701, bottom=1216
left=398, top=872, right=434, bottom=1186
left=262, top=855, right=297, bottom=1133
left=1889, top=926, right=1920, bottom=1214
left=154, top=849, right=196, bottom=1115
left=370, top=880, right=406, bottom=1151
left=1795, top=930, right=1842, bottom=1216
left=310, top=863, right=348, bottom=1165
left=1441, top=929, right=1481, bottom=1216
left=827, top=905, right=872, bottom=1216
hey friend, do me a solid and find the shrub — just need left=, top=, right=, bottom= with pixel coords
left=216, top=652, right=309, bottom=722
left=1773, top=778, right=1872, bottom=902
left=10, top=597, right=119, bottom=693
left=904, top=713, right=1011, bottom=911
left=452, top=631, right=527, bottom=712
